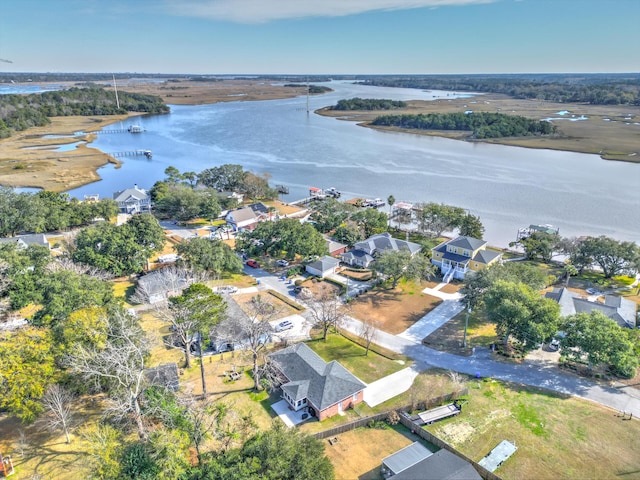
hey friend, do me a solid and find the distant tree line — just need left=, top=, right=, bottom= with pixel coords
left=0, top=87, right=169, bottom=139
left=329, top=97, right=407, bottom=111
left=283, top=84, right=332, bottom=94
left=371, top=112, right=556, bottom=139
left=357, top=75, right=640, bottom=105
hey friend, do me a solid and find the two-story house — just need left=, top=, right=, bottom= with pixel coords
left=431, top=236, right=502, bottom=280
left=113, top=185, right=151, bottom=214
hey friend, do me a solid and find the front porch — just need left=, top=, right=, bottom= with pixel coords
left=433, top=259, right=469, bottom=280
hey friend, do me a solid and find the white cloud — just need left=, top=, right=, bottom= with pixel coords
left=166, top=0, right=495, bottom=24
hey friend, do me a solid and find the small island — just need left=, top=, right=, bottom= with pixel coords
left=371, top=111, right=556, bottom=139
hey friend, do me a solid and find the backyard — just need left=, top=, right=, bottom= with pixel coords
left=323, top=424, right=433, bottom=480
left=427, top=377, right=640, bottom=480
left=347, top=279, right=442, bottom=334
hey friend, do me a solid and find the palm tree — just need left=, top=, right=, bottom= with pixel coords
left=387, top=195, right=395, bottom=228
left=563, top=262, right=578, bottom=287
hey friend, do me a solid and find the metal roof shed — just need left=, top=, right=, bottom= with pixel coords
left=382, top=441, right=433, bottom=476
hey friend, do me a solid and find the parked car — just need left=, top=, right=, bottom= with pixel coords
left=214, top=285, right=238, bottom=294
left=276, top=259, right=290, bottom=267
left=246, top=260, right=260, bottom=268
left=549, top=338, right=561, bottom=351
left=586, top=288, right=602, bottom=295
left=275, top=320, right=294, bottom=332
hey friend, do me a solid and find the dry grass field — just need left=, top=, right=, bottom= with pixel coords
left=318, top=94, right=640, bottom=163
left=429, top=378, right=640, bottom=480
left=323, top=425, right=430, bottom=480
left=347, top=280, right=442, bottom=334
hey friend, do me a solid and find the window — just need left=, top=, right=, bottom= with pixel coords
left=353, top=393, right=358, bottom=401
left=463, top=249, right=471, bottom=257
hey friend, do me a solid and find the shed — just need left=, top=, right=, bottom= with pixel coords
left=382, top=442, right=433, bottom=477
left=144, top=363, right=180, bottom=391
left=392, top=448, right=482, bottom=480
left=306, top=256, right=341, bottom=278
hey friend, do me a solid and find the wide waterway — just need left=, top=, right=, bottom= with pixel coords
left=65, top=81, right=640, bottom=247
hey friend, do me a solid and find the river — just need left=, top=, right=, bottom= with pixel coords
left=64, top=81, right=639, bottom=248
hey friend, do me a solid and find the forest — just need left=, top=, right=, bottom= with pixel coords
left=371, top=112, right=557, bottom=139
left=329, top=97, right=407, bottom=111
left=0, top=86, right=169, bottom=139
left=357, top=75, right=640, bottom=105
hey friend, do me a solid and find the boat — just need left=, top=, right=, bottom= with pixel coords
left=325, top=187, right=341, bottom=198
left=128, top=125, right=145, bottom=133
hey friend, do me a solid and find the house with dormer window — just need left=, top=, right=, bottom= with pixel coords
left=340, top=232, right=422, bottom=268
left=431, top=236, right=502, bottom=280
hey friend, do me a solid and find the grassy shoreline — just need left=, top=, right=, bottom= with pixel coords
left=316, top=94, right=640, bottom=163
left=0, top=80, right=321, bottom=192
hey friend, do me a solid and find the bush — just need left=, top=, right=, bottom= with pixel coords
left=387, top=410, right=400, bottom=425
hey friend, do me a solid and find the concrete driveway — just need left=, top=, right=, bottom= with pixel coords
left=397, top=300, right=465, bottom=343
left=363, top=364, right=422, bottom=407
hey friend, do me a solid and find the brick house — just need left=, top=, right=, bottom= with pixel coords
left=268, top=343, right=366, bottom=421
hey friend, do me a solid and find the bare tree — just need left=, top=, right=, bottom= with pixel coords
left=67, top=310, right=150, bottom=438
left=358, top=318, right=379, bottom=356
left=447, top=370, right=466, bottom=393
left=45, top=257, right=114, bottom=281
left=40, top=384, right=75, bottom=443
left=218, top=295, right=279, bottom=391
left=306, top=283, right=345, bottom=341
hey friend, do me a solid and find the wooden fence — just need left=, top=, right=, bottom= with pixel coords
left=313, top=389, right=502, bottom=480
left=398, top=414, right=502, bottom=480
left=313, top=390, right=469, bottom=440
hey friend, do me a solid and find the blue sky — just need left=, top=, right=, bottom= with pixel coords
left=1, top=0, right=638, bottom=74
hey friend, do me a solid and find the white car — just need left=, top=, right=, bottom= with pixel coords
left=215, top=285, right=238, bottom=294
left=275, top=320, right=294, bottom=332
left=276, top=259, right=290, bottom=267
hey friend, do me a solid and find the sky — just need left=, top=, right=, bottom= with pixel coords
left=0, top=0, right=638, bottom=74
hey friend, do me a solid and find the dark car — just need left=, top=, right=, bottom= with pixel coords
left=246, top=259, right=260, bottom=268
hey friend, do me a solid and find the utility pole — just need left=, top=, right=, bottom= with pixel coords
left=462, top=307, right=471, bottom=348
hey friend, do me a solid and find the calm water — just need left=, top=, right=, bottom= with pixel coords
left=61, top=81, right=639, bottom=247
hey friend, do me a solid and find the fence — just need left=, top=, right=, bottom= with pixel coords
left=313, top=390, right=469, bottom=440
left=313, top=411, right=390, bottom=439
left=313, top=389, right=502, bottom=480
left=398, top=414, right=502, bottom=480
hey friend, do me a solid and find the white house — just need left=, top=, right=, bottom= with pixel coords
left=306, top=256, right=341, bottom=278
left=113, top=185, right=151, bottom=214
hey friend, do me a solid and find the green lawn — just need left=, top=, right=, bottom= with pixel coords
left=426, top=377, right=640, bottom=480
left=305, top=333, right=410, bottom=384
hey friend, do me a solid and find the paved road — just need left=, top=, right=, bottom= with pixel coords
left=244, top=269, right=640, bottom=418
left=342, top=315, right=640, bottom=417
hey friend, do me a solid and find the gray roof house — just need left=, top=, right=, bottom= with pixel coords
left=341, top=232, right=422, bottom=268
left=384, top=446, right=482, bottom=480
left=268, top=342, right=366, bottom=420
left=143, top=363, right=180, bottom=391
left=134, top=269, right=190, bottom=304
left=113, top=185, right=151, bottom=214
left=225, top=206, right=265, bottom=231
left=0, top=233, right=49, bottom=250
left=431, top=236, right=502, bottom=281
left=545, top=287, right=637, bottom=328
left=306, top=256, right=341, bottom=278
